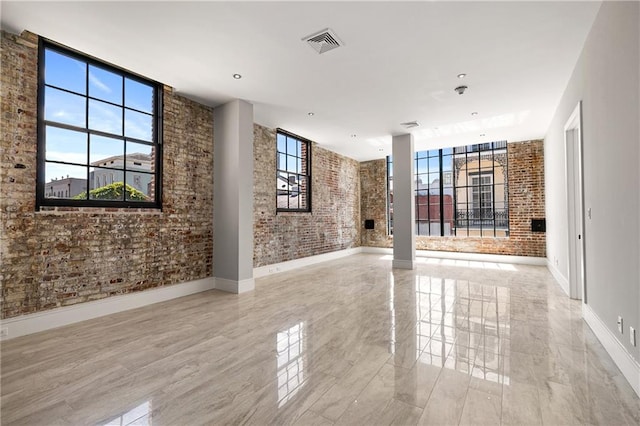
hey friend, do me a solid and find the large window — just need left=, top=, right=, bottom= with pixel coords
left=37, top=40, right=162, bottom=208
left=276, top=129, right=311, bottom=212
left=387, top=141, right=508, bottom=237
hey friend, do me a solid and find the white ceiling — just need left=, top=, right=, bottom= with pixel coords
left=1, top=1, right=601, bottom=161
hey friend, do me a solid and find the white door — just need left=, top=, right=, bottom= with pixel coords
left=565, top=102, right=586, bottom=301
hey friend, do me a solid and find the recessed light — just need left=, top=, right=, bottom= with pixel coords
left=308, top=112, right=314, bottom=116
left=457, top=73, right=467, bottom=79
left=232, top=73, right=242, bottom=79
left=471, top=112, right=478, bottom=116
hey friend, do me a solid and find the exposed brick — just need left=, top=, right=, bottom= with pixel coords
left=360, top=140, right=546, bottom=257
left=0, top=31, right=214, bottom=319
left=253, top=125, right=361, bottom=267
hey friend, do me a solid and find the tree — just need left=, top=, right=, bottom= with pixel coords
left=73, top=182, right=149, bottom=201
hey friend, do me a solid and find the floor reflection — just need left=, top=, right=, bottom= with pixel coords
left=413, top=274, right=510, bottom=384
left=101, top=400, right=151, bottom=426
left=276, top=322, right=306, bottom=408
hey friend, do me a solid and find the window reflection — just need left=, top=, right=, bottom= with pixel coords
left=101, top=400, right=151, bottom=426
left=276, top=322, right=306, bottom=407
left=413, top=275, right=510, bottom=384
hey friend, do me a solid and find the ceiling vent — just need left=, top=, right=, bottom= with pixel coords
left=401, top=121, right=420, bottom=129
left=303, top=28, right=344, bottom=54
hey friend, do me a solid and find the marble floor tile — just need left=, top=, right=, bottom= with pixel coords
left=1, top=253, right=638, bottom=425
left=458, top=388, right=501, bottom=426
left=501, top=382, right=542, bottom=426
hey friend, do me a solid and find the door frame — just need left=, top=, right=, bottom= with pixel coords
left=564, top=101, right=586, bottom=302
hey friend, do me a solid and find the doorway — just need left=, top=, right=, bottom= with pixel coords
left=565, top=101, right=586, bottom=302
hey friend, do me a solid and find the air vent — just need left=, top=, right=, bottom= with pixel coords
left=401, top=121, right=420, bottom=129
left=303, top=28, right=344, bottom=54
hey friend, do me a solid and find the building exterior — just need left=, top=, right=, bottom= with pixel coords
left=89, top=153, right=153, bottom=196
left=44, top=176, right=86, bottom=199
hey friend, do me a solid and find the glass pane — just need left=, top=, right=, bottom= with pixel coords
left=45, top=49, right=86, bottom=94
left=125, top=109, right=153, bottom=141
left=125, top=172, right=154, bottom=201
left=90, top=134, right=124, bottom=167
left=277, top=188, right=289, bottom=209
left=89, top=167, right=123, bottom=201
left=45, top=87, right=86, bottom=127
left=417, top=221, right=429, bottom=236
left=89, top=99, right=122, bottom=135
left=416, top=174, right=428, bottom=189
left=297, top=141, right=303, bottom=158
left=442, top=171, right=453, bottom=187
left=481, top=162, right=493, bottom=174
left=468, top=152, right=481, bottom=172
left=89, top=65, right=122, bottom=105
left=126, top=142, right=154, bottom=172
left=286, top=154, right=297, bottom=173
left=288, top=186, right=300, bottom=210
left=443, top=202, right=454, bottom=236
left=277, top=153, right=286, bottom=171
left=428, top=157, right=439, bottom=172
left=125, top=78, right=154, bottom=113
left=287, top=137, right=297, bottom=156
left=428, top=172, right=439, bottom=187
left=417, top=158, right=427, bottom=174
left=277, top=133, right=286, bottom=154
left=441, top=154, right=452, bottom=172
left=45, top=126, right=87, bottom=164
left=44, top=163, right=87, bottom=199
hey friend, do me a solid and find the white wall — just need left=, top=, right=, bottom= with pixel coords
left=213, top=99, right=255, bottom=293
left=545, top=1, right=639, bottom=362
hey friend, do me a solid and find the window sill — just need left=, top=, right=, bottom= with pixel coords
left=36, top=206, right=162, bottom=215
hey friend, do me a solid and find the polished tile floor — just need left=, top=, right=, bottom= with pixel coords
left=2, top=254, right=639, bottom=425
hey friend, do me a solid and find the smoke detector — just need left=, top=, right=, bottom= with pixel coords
left=401, top=121, right=420, bottom=129
left=302, top=28, right=344, bottom=54
left=454, top=85, right=468, bottom=95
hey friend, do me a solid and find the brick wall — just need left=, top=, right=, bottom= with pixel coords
left=254, top=125, right=361, bottom=267
left=360, top=159, right=393, bottom=247
left=1, top=31, right=214, bottom=319
left=360, top=140, right=546, bottom=257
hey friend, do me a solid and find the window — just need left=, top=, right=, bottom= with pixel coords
left=37, top=40, right=162, bottom=208
left=387, top=141, right=508, bottom=238
left=276, top=129, right=311, bottom=212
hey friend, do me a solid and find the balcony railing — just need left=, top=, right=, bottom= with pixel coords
left=455, top=209, right=508, bottom=228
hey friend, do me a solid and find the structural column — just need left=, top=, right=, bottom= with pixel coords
left=392, top=133, right=415, bottom=269
left=213, top=99, right=255, bottom=293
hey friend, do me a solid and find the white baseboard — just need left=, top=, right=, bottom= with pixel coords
left=547, top=259, right=570, bottom=296
left=361, top=246, right=547, bottom=266
left=392, top=259, right=415, bottom=269
left=582, top=304, right=640, bottom=397
left=253, top=247, right=362, bottom=278
left=0, top=277, right=215, bottom=341
left=215, top=277, right=255, bottom=294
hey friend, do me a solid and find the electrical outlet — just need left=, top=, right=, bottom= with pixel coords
left=0, top=327, right=8, bottom=338
left=631, top=327, right=636, bottom=347
left=617, top=316, right=623, bottom=334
